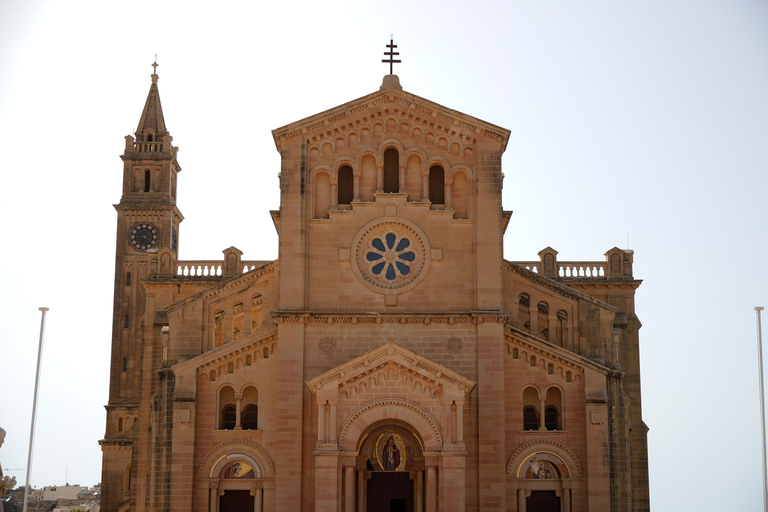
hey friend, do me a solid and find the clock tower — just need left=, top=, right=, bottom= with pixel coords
left=100, top=62, right=183, bottom=512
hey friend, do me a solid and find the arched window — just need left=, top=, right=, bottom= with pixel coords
left=124, top=315, right=129, bottom=329
left=124, top=463, right=132, bottom=495
left=545, top=387, right=563, bottom=430
left=338, top=165, right=353, bottom=205
left=241, top=386, right=259, bottom=430
left=383, top=148, right=399, bottom=193
left=144, top=170, right=151, bottom=193
left=219, top=386, right=236, bottom=430
left=122, top=358, right=128, bottom=372
left=117, top=417, right=124, bottom=432
left=126, top=272, right=131, bottom=286
left=523, top=406, right=539, bottom=431
left=523, top=386, right=540, bottom=431
left=242, top=405, right=258, bottom=430
left=545, top=406, right=559, bottom=431
left=428, top=166, right=444, bottom=204
left=221, top=405, right=236, bottom=430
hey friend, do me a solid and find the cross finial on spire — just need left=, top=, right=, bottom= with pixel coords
left=382, top=37, right=401, bottom=75
left=152, top=55, right=159, bottom=75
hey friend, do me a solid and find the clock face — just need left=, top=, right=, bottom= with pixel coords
left=129, top=222, right=159, bottom=251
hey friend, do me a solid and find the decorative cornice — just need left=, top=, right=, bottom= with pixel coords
left=273, top=310, right=508, bottom=325
left=272, top=88, right=509, bottom=152
left=114, top=204, right=184, bottom=223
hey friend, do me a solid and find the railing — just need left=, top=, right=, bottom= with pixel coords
left=175, top=261, right=267, bottom=278
left=133, top=142, right=164, bottom=153
left=176, top=261, right=222, bottom=277
left=514, top=261, right=608, bottom=279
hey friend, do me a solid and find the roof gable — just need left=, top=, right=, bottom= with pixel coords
left=272, top=77, right=510, bottom=153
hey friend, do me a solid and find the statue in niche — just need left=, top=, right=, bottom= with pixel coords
left=0, top=428, right=16, bottom=496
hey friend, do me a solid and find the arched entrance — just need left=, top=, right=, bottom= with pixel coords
left=507, top=442, right=581, bottom=512
left=358, top=424, right=422, bottom=512
left=198, top=442, right=275, bottom=512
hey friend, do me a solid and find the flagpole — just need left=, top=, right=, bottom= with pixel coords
left=22, top=307, right=48, bottom=512
left=756, top=306, right=767, bottom=512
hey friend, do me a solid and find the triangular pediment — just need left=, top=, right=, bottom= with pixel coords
left=305, top=342, right=476, bottom=401
left=272, top=77, right=510, bottom=153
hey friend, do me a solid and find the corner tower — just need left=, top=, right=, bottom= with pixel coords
left=100, top=62, right=183, bottom=512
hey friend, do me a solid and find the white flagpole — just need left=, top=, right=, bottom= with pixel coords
left=22, top=307, right=48, bottom=512
left=756, top=306, right=767, bottom=512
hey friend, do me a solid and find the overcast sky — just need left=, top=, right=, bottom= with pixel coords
left=1, top=1, right=767, bottom=510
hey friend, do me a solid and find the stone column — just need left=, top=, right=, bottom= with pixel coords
left=209, top=480, right=219, bottom=512
left=234, top=392, right=243, bottom=430
left=262, top=482, right=273, bottom=512
left=443, top=400, right=453, bottom=443
left=415, top=469, right=424, bottom=512
left=251, top=483, right=263, bottom=512
left=455, top=400, right=464, bottom=442
left=376, top=166, right=383, bottom=193
left=329, top=400, right=338, bottom=444
left=223, top=312, right=233, bottom=343
left=353, top=173, right=360, bottom=202
left=425, top=458, right=438, bottom=512
left=539, top=392, right=547, bottom=431
left=445, top=183, right=452, bottom=209
left=517, top=488, right=526, bottom=512
left=343, top=458, right=356, bottom=512
left=399, top=165, right=406, bottom=193
left=561, top=481, right=571, bottom=512
left=357, top=465, right=366, bottom=512
left=548, top=314, right=557, bottom=343
left=331, top=181, right=338, bottom=209
left=422, top=173, right=429, bottom=201
left=317, top=401, right=326, bottom=443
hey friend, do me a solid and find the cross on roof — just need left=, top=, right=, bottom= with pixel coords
left=382, top=37, right=401, bottom=75
left=152, top=56, right=158, bottom=75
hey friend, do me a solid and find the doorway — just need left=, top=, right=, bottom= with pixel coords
left=526, top=490, right=560, bottom=512
left=219, top=489, right=253, bottom=512
left=367, top=472, right=414, bottom=512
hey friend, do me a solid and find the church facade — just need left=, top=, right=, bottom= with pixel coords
left=99, top=67, right=649, bottom=512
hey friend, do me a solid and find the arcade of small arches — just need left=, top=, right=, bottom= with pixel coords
left=310, top=143, right=471, bottom=220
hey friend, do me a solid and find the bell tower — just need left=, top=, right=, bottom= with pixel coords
left=100, top=61, right=183, bottom=512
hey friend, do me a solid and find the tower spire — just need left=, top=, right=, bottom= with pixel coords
left=136, top=58, right=168, bottom=141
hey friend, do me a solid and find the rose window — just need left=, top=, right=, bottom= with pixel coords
left=352, top=220, right=431, bottom=294
left=365, top=233, right=417, bottom=282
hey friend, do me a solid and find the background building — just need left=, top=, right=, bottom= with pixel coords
left=99, top=65, right=649, bottom=512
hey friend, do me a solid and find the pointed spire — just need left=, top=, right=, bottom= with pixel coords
left=135, top=58, right=168, bottom=141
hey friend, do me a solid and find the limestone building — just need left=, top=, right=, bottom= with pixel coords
left=99, top=64, right=650, bottom=512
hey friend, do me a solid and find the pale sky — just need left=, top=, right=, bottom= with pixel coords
left=1, top=1, right=767, bottom=510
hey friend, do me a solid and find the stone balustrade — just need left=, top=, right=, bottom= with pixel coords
left=512, top=247, right=634, bottom=280
left=515, top=261, right=607, bottom=278
left=175, top=261, right=265, bottom=278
